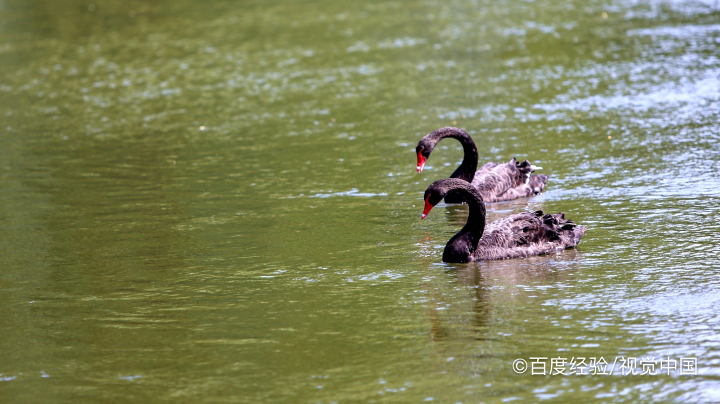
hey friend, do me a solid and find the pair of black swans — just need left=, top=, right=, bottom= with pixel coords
left=415, top=127, right=586, bottom=263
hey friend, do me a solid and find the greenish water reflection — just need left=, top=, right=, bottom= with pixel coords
left=2, top=0, right=720, bottom=402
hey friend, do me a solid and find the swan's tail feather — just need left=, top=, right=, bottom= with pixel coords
left=536, top=212, right=587, bottom=248
left=528, top=174, right=548, bottom=193
left=573, top=226, right=588, bottom=244
left=506, top=158, right=531, bottom=186
left=513, top=159, right=547, bottom=189
left=514, top=159, right=534, bottom=175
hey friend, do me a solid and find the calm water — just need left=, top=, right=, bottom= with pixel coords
left=1, top=0, right=720, bottom=402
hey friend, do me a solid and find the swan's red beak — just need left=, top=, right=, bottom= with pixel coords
left=421, top=197, right=433, bottom=220
left=416, top=152, right=426, bottom=173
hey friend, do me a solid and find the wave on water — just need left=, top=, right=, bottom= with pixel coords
left=308, top=188, right=389, bottom=198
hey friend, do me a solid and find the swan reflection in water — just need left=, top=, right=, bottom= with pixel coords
left=417, top=250, right=584, bottom=342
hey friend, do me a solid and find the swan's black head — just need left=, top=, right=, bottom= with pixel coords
left=421, top=182, right=447, bottom=219
left=415, top=138, right=433, bottom=172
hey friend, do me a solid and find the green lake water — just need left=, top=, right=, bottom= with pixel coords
left=1, top=0, right=720, bottom=402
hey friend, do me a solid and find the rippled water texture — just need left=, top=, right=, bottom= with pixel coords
left=1, top=0, right=720, bottom=402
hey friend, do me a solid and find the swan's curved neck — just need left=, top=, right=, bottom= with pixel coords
left=442, top=182, right=486, bottom=262
left=425, top=128, right=478, bottom=182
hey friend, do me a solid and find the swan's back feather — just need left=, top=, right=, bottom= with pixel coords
left=471, top=158, right=548, bottom=203
left=471, top=210, right=586, bottom=261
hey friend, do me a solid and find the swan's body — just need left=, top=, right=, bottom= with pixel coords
left=415, top=127, right=548, bottom=203
left=422, top=179, right=586, bottom=263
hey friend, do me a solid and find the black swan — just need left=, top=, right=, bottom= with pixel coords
left=415, top=127, right=548, bottom=203
left=421, top=179, right=586, bottom=263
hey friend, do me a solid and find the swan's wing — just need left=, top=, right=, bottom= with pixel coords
left=470, top=170, right=513, bottom=202
left=472, top=158, right=547, bottom=203
left=474, top=210, right=586, bottom=260
left=477, top=161, right=500, bottom=173
left=471, top=159, right=517, bottom=202
left=477, top=212, right=539, bottom=249
left=494, top=174, right=549, bottom=202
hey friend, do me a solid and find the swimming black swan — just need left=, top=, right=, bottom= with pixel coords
left=415, top=127, right=548, bottom=203
left=421, top=179, right=586, bottom=263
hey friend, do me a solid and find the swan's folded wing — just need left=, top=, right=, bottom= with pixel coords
left=471, top=158, right=539, bottom=202
left=477, top=161, right=500, bottom=173
left=473, top=211, right=586, bottom=260
left=494, top=174, right=549, bottom=202
left=471, top=170, right=513, bottom=202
